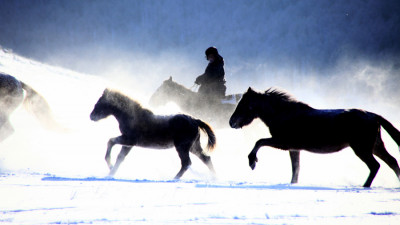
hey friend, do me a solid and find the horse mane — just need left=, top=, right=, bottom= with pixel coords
left=165, top=78, right=194, bottom=93
left=103, top=89, right=150, bottom=115
left=263, top=88, right=312, bottom=110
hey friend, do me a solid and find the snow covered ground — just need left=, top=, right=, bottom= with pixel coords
left=1, top=173, right=399, bottom=225
left=0, top=49, right=400, bottom=224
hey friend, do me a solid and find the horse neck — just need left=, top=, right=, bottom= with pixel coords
left=168, top=85, right=197, bottom=106
left=174, top=85, right=196, bottom=99
left=107, top=104, right=126, bottom=122
left=110, top=102, right=152, bottom=124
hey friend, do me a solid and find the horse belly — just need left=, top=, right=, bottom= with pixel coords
left=284, top=132, right=349, bottom=154
left=305, top=143, right=349, bottom=154
left=137, top=139, right=175, bottom=150
left=288, top=115, right=350, bottom=153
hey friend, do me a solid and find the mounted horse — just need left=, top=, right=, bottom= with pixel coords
left=90, top=89, right=217, bottom=179
left=0, top=72, right=64, bottom=142
left=229, top=87, right=400, bottom=187
left=149, top=77, right=242, bottom=127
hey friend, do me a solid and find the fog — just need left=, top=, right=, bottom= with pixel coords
left=0, top=0, right=400, bottom=187
left=1, top=1, right=399, bottom=96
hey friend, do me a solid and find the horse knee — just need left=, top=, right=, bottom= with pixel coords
left=181, top=157, right=192, bottom=168
left=370, top=160, right=380, bottom=172
left=198, top=153, right=210, bottom=163
left=107, top=138, right=117, bottom=149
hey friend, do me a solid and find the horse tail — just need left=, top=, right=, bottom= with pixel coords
left=377, top=115, right=400, bottom=148
left=20, top=82, right=66, bottom=132
left=196, top=119, right=216, bottom=152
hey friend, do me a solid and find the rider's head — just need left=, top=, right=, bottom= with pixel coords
left=205, top=47, right=219, bottom=61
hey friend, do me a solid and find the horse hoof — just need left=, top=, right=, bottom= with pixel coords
left=249, top=160, right=257, bottom=170
left=248, top=155, right=258, bottom=170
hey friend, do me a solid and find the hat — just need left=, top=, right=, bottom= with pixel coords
left=205, top=47, right=219, bottom=57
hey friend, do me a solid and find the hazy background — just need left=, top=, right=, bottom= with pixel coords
left=1, top=0, right=400, bottom=186
left=1, top=0, right=399, bottom=91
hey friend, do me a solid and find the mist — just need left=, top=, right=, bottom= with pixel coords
left=1, top=1, right=399, bottom=93
left=0, top=0, right=400, bottom=187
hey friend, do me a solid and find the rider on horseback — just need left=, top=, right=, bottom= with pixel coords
left=195, top=47, right=226, bottom=102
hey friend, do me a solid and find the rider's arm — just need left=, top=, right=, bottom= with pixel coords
left=195, top=74, right=205, bottom=85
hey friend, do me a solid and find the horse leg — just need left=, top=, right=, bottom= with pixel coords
left=174, top=143, right=192, bottom=179
left=248, top=138, right=288, bottom=170
left=350, top=142, right=380, bottom=187
left=373, top=135, right=400, bottom=181
left=0, top=118, right=14, bottom=142
left=190, top=137, right=216, bottom=175
left=289, top=151, right=300, bottom=184
left=108, top=146, right=133, bottom=177
left=105, top=135, right=136, bottom=174
left=105, top=137, right=119, bottom=170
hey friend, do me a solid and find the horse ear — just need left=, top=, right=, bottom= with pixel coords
left=103, top=88, right=111, bottom=95
left=247, top=87, right=255, bottom=93
left=168, top=76, right=173, bottom=81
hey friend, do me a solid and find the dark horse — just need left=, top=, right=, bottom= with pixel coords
left=0, top=72, right=63, bottom=142
left=149, top=77, right=242, bottom=127
left=90, top=89, right=217, bottom=179
left=229, top=87, right=400, bottom=187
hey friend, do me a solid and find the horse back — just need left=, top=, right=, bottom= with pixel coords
left=268, top=108, right=368, bottom=152
left=168, top=114, right=201, bottom=137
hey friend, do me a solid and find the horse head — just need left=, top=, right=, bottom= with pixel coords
left=229, top=87, right=260, bottom=129
left=149, top=76, right=196, bottom=107
left=149, top=77, right=173, bottom=106
left=90, top=89, right=113, bottom=121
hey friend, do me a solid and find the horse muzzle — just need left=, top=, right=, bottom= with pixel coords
left=229, top=117, right=242, bottom=129
left=90, top=113, right=100, bottom=121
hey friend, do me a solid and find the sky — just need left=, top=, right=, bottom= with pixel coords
left=1, top=0, right=399, bottom=76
